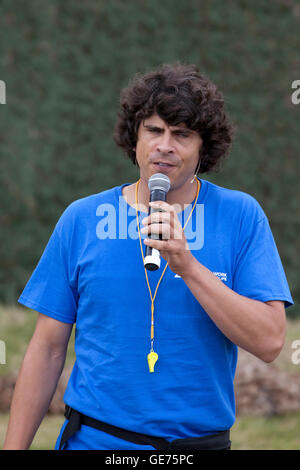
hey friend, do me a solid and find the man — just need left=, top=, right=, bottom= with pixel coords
left=4, top=63, right=293, bottom=450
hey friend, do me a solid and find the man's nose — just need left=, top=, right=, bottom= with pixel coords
left=156, top=132, right=174, bottom=154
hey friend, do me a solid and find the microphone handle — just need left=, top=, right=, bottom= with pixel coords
left=144, top=189, right=167, bottom=271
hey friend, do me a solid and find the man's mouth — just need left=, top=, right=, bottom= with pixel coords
left=152, top=161, right=175, bottom=168
left=149, top=155, right=179, bottom=174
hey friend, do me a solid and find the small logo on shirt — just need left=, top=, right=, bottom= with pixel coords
left=174, top=274, right=181, bottom=278
left=213, top=272, right=228, bottom=282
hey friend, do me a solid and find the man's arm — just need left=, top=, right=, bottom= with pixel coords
left=3, top=313, right=73, bottom=450
left=142, top=201, right=286, bottom=363
left=181, top=259, right=286, bottom=363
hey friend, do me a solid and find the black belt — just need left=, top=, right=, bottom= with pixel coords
left=59, top=405, right=231, bottom=450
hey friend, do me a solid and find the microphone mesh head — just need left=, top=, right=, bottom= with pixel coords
left=148, top=173, right=171, bottom=192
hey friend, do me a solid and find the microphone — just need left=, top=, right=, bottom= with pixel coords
left=144, top=173, right=171, bottom=271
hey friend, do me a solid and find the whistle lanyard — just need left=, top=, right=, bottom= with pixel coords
left=135, top=178, right=200, bottom=372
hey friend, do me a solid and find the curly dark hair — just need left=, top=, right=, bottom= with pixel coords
left=114, top=62, right=234, bottom=173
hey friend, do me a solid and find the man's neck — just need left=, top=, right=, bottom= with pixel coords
left=122, top=176, right=200, bottom=213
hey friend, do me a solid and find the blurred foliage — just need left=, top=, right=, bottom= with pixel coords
left=0, top=0, right=299, bottom=314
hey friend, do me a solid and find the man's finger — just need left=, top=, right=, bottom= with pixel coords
left=142, top=211, right=174, bottom=226
left=144, top=238, right=170, bottom=251
left=149, top=201, right=177, bottom=213
left=141, top=222, right=173, bottom=239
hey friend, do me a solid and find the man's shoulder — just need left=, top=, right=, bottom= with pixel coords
left=203, top=179, right=266, bottom=220
left=65, top=184, right=122, bottom=213
left=56, top=184, right=123, bottom=230
left=205, top=179, right=256, bottom=202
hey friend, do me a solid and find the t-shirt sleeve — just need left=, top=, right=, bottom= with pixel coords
left=232, top=215, right=293, bottom=308
left=18, top=226, right=78, bottom=324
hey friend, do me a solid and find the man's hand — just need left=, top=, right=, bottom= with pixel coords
left=141, top=200, right=194, bottom=276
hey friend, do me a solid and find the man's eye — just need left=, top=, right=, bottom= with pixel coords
left=148, top=127, right=161, bottom=133
left=175, top=132, right=189, bottom=138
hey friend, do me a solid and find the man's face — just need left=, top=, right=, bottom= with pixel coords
left=135, top=114, right=203, bottom=190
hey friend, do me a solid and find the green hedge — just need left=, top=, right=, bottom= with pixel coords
left=0, top=0, right=298, bottom=315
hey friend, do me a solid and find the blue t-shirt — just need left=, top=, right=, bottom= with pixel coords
left=18, top=179, right=293, bottom=450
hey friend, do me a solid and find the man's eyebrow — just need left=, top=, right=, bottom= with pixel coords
left=172, top=127, right=193, bottom=133
left=143, top=123, right=162, bottom=129
left=171, top=127, right=196, bottom=136
left=143, top=123, right=194, bottom=134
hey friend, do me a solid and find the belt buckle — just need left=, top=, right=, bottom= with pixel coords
left=64, top=405, right=72, bottom=420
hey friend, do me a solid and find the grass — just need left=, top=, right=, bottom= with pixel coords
left=0, top=413, right=65, bottom=450
left=0, top=304, right=76, bottom=376
left=1, top=304, right=300, bottom=450
left=231, top=414, right=300, bottom=450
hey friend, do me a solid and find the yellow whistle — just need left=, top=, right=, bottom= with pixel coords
left=147, top=351, right=158, bottom=373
